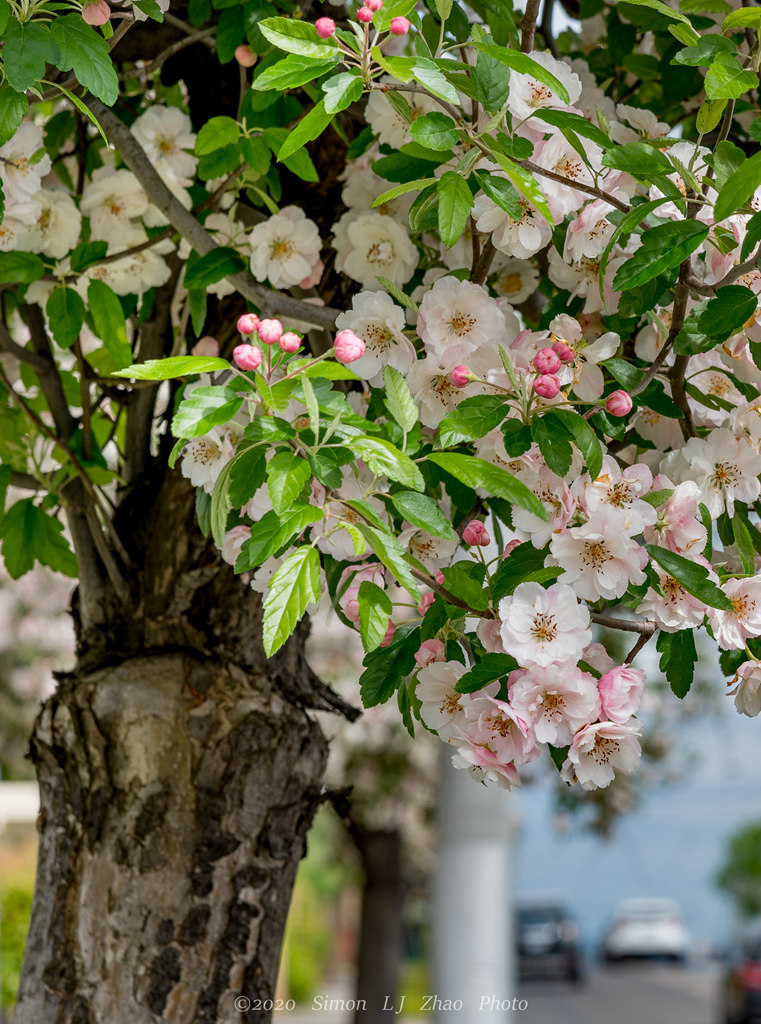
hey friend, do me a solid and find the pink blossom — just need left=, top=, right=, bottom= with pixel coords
left=509, top=665, right=601, bottom=746
left=279, top=331, right=301, bottom=353
left=563, top=721, right=642, bottom=791
left=415, top=638, right=446, bottom=668
left=221, top=525, right=251, bottom=566
left=504, top=539, right=522, bottom=557
left=334, top=329, right=366, bottom=364
left=234, top=45, right=257, bottom=67
left=729, top=660, right=761, bottom=717
left=299, top=258, right=324, bottom=289
left=533, top=347, right=561, bottom=375
left=598, top=665, right=645, bottom=725
left=357, top=6, right=373, bottom=21
left=463, top=520, right=490, bottom=546
left=476, top=617, right=504, bottom=654
left=192, top=336, right=219, bottom=357
left=258, top=318, right=283, bottom=345
left=366, top=0, right=383, bottom=9
left=606, top=389, right=633, bottom=416
left=315, top=16, right=336, bottom=37
left=418, top=591, right=435, bottom=615
left=82, top=0, right=110, bottom=25
left=534, top=374, right=560, bottom=399
left=498, top=581, right=591, bottom=669
left=338, top=564, right=385, bottom=625
left=233, top=344, right=262, bottom=371
left=708, top=577, right=761, bottom=650
left=390, top=15, right=410, bottom=33
left=450, top=365, right=472, bottom=387
left=643, top=478, right=706, bottom=555
left=552, top=339, right=575, bottom=363
left=549, top=509, right=647, bottom=602
left=463, top=695, right=539, bottom=766
left=237, top=313, right=260, bottom=336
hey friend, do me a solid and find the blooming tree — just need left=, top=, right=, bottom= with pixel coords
left=3, top=0, right=761, bottom=1013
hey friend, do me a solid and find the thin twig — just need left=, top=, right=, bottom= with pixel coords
left=590, top=611, right=656, bottom=636
left=625, top=630, right=655, bottom=664
left=521, top=0, right=542, bottom=53
left=117, top=27, right=216, bottom=81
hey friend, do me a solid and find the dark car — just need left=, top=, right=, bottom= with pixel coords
left=720, top=924, right=761, bottom=1024
left=516, top=903, right=583, bottom=983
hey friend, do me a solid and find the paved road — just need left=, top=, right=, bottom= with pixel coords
left=519, top=963, right=721, bottom=1024
left=273, top=963, right=722, bottom=1023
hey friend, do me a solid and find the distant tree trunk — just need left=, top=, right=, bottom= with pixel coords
left=353, top=830, right=406, bottom=1024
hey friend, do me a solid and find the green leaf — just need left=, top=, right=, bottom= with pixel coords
left=438, top=395, right=508, bottom=448
left=114, top=356, right=230, bottom=380
left=722, top=6, right=761, bottom=31
left=322, top=72, right=363, bottom=114
left=134, top=0, right=164, bottom=20
left=183, top=247, right=246, bottom=290
left=531, top=415, right=573, bottom=478
left=3, top=20, right=59, bottom=93
left=357, top=524, right=421, bottom=598
left=235, top=505, right=323, bottom=571
left=259, top=16, right=338, bottom=58
left=359, top=623, right=420, bottom=707
left=534, top=108, right=612, bottom=148
left=440, top=563, right=489, bottom=611
left=455, top=653, right=519, bottom=693
left=263, top=546, right=321, bottom=656
left=613, top=220, right=709, bottom=291
left=46, top=287, right=85, bottom=349
left=352, top=437, right=425, bottom=491
left=266, top=450, right=311, bottom=515
left=410, top=58, right=460, bottom=103
left=547, top=409, right=603, bottom=479
left=277, top=99, right=335, bottom=161
left=485, top=144, right=553, bottom=224
left=471, top=50, right=511, bottom=112
left=410, top=111, right=460, bottom=151
left=429, top=453, right=547, bottom=520
left=288, top=359, right=360, bottom=381
left=252, top=54, right=340, bottom=91
left=50, top=15, right=118, bottom=105
left=704, top=52, right=758, bottom=100
left=0, top=500, right=77, bottom=579
left=0, top=86, right=27, bottom=146
left=383, top=366, right=418, bottom=433
left=228, top=446, right=266, bottom=506
left=715, top=150, right=761, bottom=222
left=473, top=170, right=523, bottom=220
left=656, top=629, right=697, bottom=699
left=615, top=0, right=699, bottom=39
left=601, top=141, right=673, bottom=181
left=195, top=116, right=240, bottom=155
left=70, top=241, right=108, bottom=272
left=437, top=171, right=473, bottom=248
left=490, top=542, right=562, bottom=602
left=373, top=177, right=439, bottom=208
left=671, top=33, right=735, bottom=67
left=391, top=491, right=455, bottom=541
left=87, top=280, right=131, bottom=367
left=674, top=285, right=758, bottom=355
left=358, top=580, right=393, bottom=652
left=171, top=386, right=243, bottom=440
left=646, top=544, right=732, bottom=610
left=471, top=43, right=570, bottom=103
left=696, top=98, right=727, bottom=134
left=0, top=252, right=45, bottom=285
left=733, top=514, right=755, bottom=575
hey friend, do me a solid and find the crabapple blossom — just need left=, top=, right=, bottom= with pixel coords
left=131, top=106, right=198, bottom=186
left=472, top=190, right=553, bottom=260
left=258, top=319, right=283, bottom=345
left=234, top=44, right=257, bottom=66
left=365, top=85, right=439, bottom=149
left=333, top=211, right=418, bottom=288
left=637, top=565, right=709, bottom=632
left=417, top=277, right=514, bottom=360
left=729, top=661, right=761, bottom=718
left=334, top=291, right=414, bottom=383
left=606, top=390, right=633, bottom=417
left=416, top=660, right=473, bottom=742
left=408, top=354, right=477, bottom=427
left=598, top=666, right=645, bottom=725
left=233, top=344, right=262, bottom=371
left=237, top=314, right=259, bottom=336
left=534, top=374, right=560, bottom=399
left=415, top=639, right=446, bottom=668
left=643, top=479, right=706, bottom=555
left=534, top=348, right=561, bottom=375
left=357, top=6, right=373, bottom=22
left=664, top=429, right=761, bottom=518
left=549, top=509, right=648, bottom=602
left=315, top=17, right=336, bottom=37
left=221, top=526, right=251, bottom=567
left=80, top=168, right=149, bottom=242
left=512, top=463, right=576, bottom=549
left=279, top=332, right=301, bottom=353
left=192, top=337, right=219, bottom=357
left=249, top=208, right=321, bottom=289
left=334, top=329, right=366, bottom=364
left=450, top=365, right=472, bottom=387
left=708, top=577, right=761, bottom=650
left=562, top=722, right=642, bottom=791
left=462, top=695, right=538, bottom=766
left=498, top=582, right=591, bottom=669
left=506, top=50, right=582, bottom=122
left=390, top=16, right=410, bottom=33
left=82, top=0, right=110, bottom=24
left=398, top=527, right=457, bottom=571
left=577, top=456, right=656, bottom=535
left=509, top=666, right=601, bottom=746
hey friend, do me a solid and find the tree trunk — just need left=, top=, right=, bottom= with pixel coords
left=354, top=830, right=406, bottom=1024
left=15, top=653, right=326, bottom=1024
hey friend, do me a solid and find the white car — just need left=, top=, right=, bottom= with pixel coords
left=603, top=898, right=691, bottom=963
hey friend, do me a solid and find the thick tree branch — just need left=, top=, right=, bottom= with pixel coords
left=0, top=321, right=48, bottom=372
left=590, top=611, right=656, bottom=636
left=85, top=98, right=343, bottom=330
left=521, top=0, right=542, bottom=52
left=23, top=305, right=77, bottom=440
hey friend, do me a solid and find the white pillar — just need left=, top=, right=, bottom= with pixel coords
left=432, top=747, right=515, bottom=1024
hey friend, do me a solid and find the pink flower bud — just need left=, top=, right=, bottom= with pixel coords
left=414, top=638, right=446, bottom=668
left=418, top=591, right=435, bottom=615
left=334, top=329, right=366, bottom=364
left=315, top=16, right=336, bottom=38
left=606, top=389, right=633, bottom=417
left=279, top=331, right=301, bottom=353
left=533, top=374, right=560, bottom=399
left=234, top=44, right=257, bottom=67
left=366, top=0, right=383, bottom=8
left=344, top=598, right=360, bottom=624
left=237, top=313, right=260, bottom=336
left=533, top=346, right=561, bottom=375
left=449, top=364, right=472, bottom=388
left=463, top=520, right=490, bottom=547
left=552, top=339, right=575, bottom=364
left=435, top=570, right=445, bottom=585
left=233, top=344, right=263, bottom=371
left=82, top=0, right=110, bottom=25
left=390, top=15, right=410, bottom=33
left=258, top=318, right=283, bottom=345
left=380, top=621, right=396, bottom=647
left=192, top=336, right=219, bottom=357
left=503, top=539, right=521, bottom=558
left=357, top=5, right=373, bottom=21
